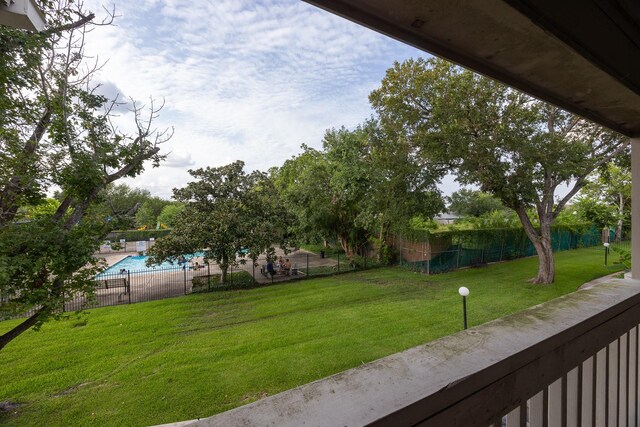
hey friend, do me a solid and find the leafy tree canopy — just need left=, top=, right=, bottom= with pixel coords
left=370, top=57, right=628, bottom=283
left=447, top=189, right=505, bottom=218
left=578, top=162, right=631, bottom=240
left=91, top=183, right=152, bottom=230
left=156, top=203, right=185, bottom=228
left=274, top=120, right=443, bottom=256
left=148, top=161, right=291, bottom=283
left=17, top=198, right=61, bottom=220
left=134, top=197, right=172, bottom=229
left=0, top=3, right=172, bottom=350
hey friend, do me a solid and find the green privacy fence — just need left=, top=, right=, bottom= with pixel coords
left=396, top=225, right=607, bottom=274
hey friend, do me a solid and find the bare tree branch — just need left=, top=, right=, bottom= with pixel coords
left=42, top=13, right=95, bottom=36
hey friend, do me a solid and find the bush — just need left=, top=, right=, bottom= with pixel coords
left=301, top=243, right=344, bottom=257
left=370, top=237, right=396, bottom=265
left=611, top=246, right=631, bottom=270
left=192, top=271, right=257, bottom=293
left=306, top=265, right=338, bottom=276
left=348, top=255, right=365, bottom=268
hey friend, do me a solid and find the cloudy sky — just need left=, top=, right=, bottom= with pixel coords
left=83, top=0, right=460, bottom=199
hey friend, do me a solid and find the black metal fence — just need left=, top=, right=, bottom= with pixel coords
left=1, top=251, right=383, bottom=320
left=249, top=251, right=380, bottom=283
left=73, top=252, right=381, bottom=310
left=7, top=230, right=625, bottom=319
left=66, top=264, right=220, bottom=311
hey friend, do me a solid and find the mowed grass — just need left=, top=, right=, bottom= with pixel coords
left=0, top=248, right=621, bottom=426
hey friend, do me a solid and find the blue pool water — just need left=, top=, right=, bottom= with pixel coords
left=97, top=252, right=203, bottom=277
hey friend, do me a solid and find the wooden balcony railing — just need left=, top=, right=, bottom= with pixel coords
left=186, top=277, right=640, bottom=427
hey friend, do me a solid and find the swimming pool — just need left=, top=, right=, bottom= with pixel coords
left=97, top=252, right=204, bottom=277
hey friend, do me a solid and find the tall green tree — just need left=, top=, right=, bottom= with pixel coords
left=275, top=121, right=442, bottom=256
left=351, top=120, right=443, bottom=244
left=148, top=161, right=290, bottom=283
left=0, top=3, right=172, bottom=350
left=92, top=184, right=152, bottom=230
left=578, top=162, right=631, bottom=240
left=447, top=189, right=505, bottom=217
left=570, top=197, right=617, bottom=231
left=370, top=58, right=628, bottom=283
left=156, top=203, right=185, bottom=228
left=134, top=197, right=171, bottom=229
left=274, top=145, right=337, bottom=247
left=322, top=125, right=376, bottom=255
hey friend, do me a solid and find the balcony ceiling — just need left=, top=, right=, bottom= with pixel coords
left=304, top=0, right=640, bottom=137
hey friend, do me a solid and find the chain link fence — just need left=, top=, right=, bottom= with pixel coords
left=395, top=226, right=628, bottom=274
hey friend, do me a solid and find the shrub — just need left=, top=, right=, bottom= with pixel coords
left=611, top=246, right=631, bottom=270
left=370, top=237, right=396, bottom=265
left=192, top=271, right=257, bottom=293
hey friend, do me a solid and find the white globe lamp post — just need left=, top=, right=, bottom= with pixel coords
left=458, top=287, right=470, bottom=330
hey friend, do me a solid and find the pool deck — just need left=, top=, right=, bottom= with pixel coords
left=96, top=248, right=337, bottom=271
left=93, top=247, right=340, bottom=293
left=97, top=252, right=130, bottom=267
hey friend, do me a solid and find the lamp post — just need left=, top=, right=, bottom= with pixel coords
left=604, top=242, right=610, bottom=266
left=458, top=286, right=469, bottom=330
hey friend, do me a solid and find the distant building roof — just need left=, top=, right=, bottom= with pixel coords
left=434, top=212, right=462, bottom=224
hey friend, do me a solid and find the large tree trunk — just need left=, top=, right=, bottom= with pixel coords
left=530, top=237, right=555, bottom=284
left=220, top=253, right=229, bottom=284
left=338, top=234, right=351, bottom=256
left=515, top=206, right=555, bottom=284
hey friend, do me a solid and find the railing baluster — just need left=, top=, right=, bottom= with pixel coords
left=631, top=326, right=638, bottom=427
left=530, top=391, right=544, bottom=427
left=567, top=367, right=579, bottom=427
left=620, top=333, right=628, bottom=426
left=608, top=340, right=619, bottom=426
left=543, top=386, right=549, bottom=427
left=505, top=406, right=519, bottom=426
left=548, top=377, right=562, bottom=425
left=577, top=363, right=583, bottom=426
left=581, top=356, right=594, bottom=426
left=519, top=403, right=526, bottom=427
left=596, top=348, right=607, bottom=427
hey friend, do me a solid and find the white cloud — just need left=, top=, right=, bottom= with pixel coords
left=164, top=152, right=196, bottom=169
left=82, top=0, right=452, bottom=198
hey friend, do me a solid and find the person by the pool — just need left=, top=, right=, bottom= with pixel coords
left=266, top=259, right=276, bottom=277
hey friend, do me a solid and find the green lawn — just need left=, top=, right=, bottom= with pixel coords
left=0, top=248, right=621, bottom=426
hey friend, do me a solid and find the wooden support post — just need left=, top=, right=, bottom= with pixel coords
left=632, top=138, right=640, bottom=279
